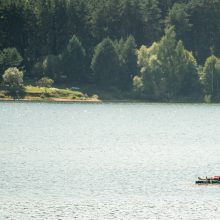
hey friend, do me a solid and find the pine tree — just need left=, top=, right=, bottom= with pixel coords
left=0, top=48, right=23, bottom=77
left=117, top=36, right=137, bottom=89
left=91, top=38, right=120, bottom=87
left=61, top=35, right=86, bottom=83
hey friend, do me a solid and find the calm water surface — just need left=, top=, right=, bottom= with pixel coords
left=1, top=102, right=220, bottom=219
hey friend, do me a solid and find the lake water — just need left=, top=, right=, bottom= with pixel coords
left=1, top=102, right=220, bottom=219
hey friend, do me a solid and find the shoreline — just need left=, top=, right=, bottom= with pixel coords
left=0, top=97, right=101, bottom=103
left=0, top=86, right=210, bottom=104
left=0, top=97, right=216, bottom=104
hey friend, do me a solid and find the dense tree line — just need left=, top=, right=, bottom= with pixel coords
left=1, top=0, right=220, bottom=101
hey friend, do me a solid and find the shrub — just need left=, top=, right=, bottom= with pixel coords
left=36, top=77, right=54, bottom=88
left=2, top=67, right=25, bottom=98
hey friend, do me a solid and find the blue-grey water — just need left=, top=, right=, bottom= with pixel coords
left=1, top=102, right=220, bottom=219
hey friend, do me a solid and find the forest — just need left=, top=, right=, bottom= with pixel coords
left=0, top=0, right=220, bottom=101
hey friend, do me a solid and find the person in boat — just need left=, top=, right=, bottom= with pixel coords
left=198, top=177, right=214, bottom=180
left=198, top=176, right=220, bottom=181
left=196, top=176, right=220, bottom=184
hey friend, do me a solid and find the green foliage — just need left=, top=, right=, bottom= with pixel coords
left=174, top=40, right=201, bottom=96
left=31, top=35, right=86, bottom=82
left=0, top=48, right=23, bottom=76
left=91, top=36, right=137, bottom=89
left=1, top=0, right=220, bottom=67
left=201, top=55, right=220, bottom=98
left=3, top=67, right=23, bottom=86
left=36, top=77, right=54, bottom=88
left=90, top=0, right=162, bottom=45
left=2, top=67, right=24, bottom=98
left=31, top=60, right=44, bottom=78
left=134, top=26, right=200, bottom=100
left=165, top=3, right=191, bottom=41
left=42, top=54, right=61, bottom=79
left=1, top=0, right=220, bottom=102
left=31, top=54, right=61, bottom=79
left=133, top=75, right=144, bottom=97
left=135, top=43, right=164, bottom=99
left=61, top=35, right=86, bottom=82
left=115, top=36, right=137, bottom=89
left=204, top=94, right=212, bottom=103
left=186, top=0, right=220, bottom=62
left=91, top=38, right=120, bottom=86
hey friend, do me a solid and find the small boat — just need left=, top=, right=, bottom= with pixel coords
left=195, top=176, right=220, bottom=184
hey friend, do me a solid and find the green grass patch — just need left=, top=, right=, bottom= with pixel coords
left=25, top=86, right=84, bottom=99
left=25, top=86, right=46, bottom=94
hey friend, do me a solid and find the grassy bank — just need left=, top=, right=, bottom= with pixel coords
left=0, top=85, right=100, bottom=102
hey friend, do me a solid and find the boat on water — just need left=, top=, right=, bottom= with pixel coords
left=195, top=176, right=220, bottom=184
